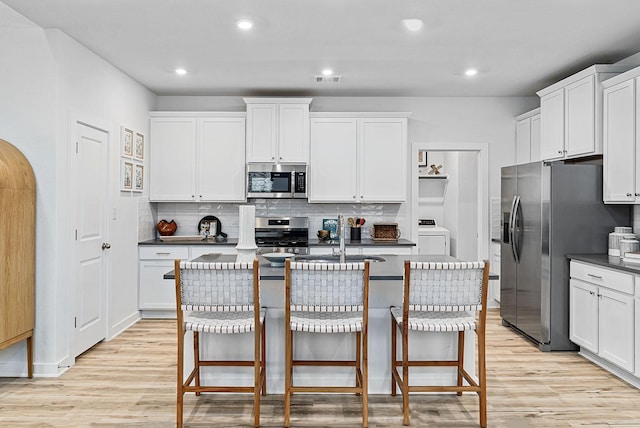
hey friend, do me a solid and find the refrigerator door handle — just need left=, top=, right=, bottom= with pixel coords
left=509, top=195, right=521, bottom=263
left=512, top=195, right=522, bottom=263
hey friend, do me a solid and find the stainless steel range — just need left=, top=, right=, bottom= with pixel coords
left=255, top=217, right=309, bottom=255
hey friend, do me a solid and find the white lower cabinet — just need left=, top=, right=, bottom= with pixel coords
left=138, top=245, right=236, bottom=316
left=139, top=246, right=189, bottom=312
left=489, top=242, right=501, bottom=305
left=570, top=261, right=635, bottom=374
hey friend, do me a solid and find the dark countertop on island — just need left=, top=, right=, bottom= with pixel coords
left=309, top=238, right=416, bottom=247
left=164, top=253, right=497, bottom=282
left=140, top=237, right=415, bottom=247
left=568, top=254, right=640, bottom=275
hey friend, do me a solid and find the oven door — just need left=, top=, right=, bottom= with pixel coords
left=247, top=171, right=293, bottom=198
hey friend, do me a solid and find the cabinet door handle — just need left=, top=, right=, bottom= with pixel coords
left=587, top=273, right=603, bottom=280
left=101, top=242, right=111, bottom=250
left=558, top=150, right=563, bottom=154
left=635, top=193, right=640, bottom=197
left=589, top=291, right=595, bottom=295
left=627, top=193, right=633, bottom=197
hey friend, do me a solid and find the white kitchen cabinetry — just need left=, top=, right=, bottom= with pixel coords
left=602, top=70, right=640, bottom=203
left=138, top=245, right=237, bottom=317
left=537, top=65, right=633, bottom=162
left=244, top=98, right=312, bottom=164
left=149, top=116, right=197, bottom=201
left=308, top=113, right=409, bottom=203
left=139, top=246, right=189, bottom=314
left=149, top=112, right=246, bottom=202
left=515, top=108, right=540, bottom=164
left=569, top=261, right=635, bottom=373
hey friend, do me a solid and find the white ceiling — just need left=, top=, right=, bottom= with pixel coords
left=4, top=0, right=640, bottom=97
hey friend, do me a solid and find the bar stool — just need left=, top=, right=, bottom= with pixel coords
left=390, top=261, right=489, bottom=427
left=284, top=259, right=370, bottom=428
left=174, top=259, right=266, bottom=428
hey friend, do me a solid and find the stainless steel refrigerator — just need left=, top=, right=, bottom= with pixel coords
left=501, top=160, right=630, bottom=351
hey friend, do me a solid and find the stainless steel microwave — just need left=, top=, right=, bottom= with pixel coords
left=247, top=164, right=307, bottom=198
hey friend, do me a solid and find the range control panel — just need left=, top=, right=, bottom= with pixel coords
left=418, top=219, right=437, bottom=227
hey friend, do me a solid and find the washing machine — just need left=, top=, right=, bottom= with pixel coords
left=418, top=219, right=450, bottom=255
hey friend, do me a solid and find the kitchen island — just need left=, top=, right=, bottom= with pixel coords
left=170, top=253, right=488, bottom=394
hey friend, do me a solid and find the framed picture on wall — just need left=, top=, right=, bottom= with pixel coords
left=121, top=126, right=133, bottom=157
left=134, top=163, right=144, bottom=192
left=418, top=150, right=428, bottom=167
left=121, top=159, right=133, bottom=191
left=134, top=131, right=144, bottom=160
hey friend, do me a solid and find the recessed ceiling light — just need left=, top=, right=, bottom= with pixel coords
left=322, top=69, right=333, bottom=76
left=175, top=68, right=187, bottom=75
left=237, top=19, right=253, bottom=30
left=465, top=68, right=478, bottom=77
left=401, top=18, right=424, bottom=32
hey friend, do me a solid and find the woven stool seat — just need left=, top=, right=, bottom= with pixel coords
left=290, top=310, right=363, bottom=333
left=185, top=309, right=266, bottom=334
left=390, top=308, right=476, bottom=332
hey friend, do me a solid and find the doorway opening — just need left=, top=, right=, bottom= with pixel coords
left=410, top=142, right=489, bottom=261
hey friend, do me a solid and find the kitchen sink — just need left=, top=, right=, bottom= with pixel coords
left=293, top=255, right=386, bottom=263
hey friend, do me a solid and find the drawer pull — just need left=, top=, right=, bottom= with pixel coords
left=155, top=252, right=171, bottom=255
left=587, top=273, right=603, bottom=280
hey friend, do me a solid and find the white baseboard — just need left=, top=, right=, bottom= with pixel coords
left=108, top=311, right=141, bottom=340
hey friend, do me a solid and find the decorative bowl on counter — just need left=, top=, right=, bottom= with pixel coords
left=262, top=252, right=295, bottom=267
left=157, top=219, right=177, bottom=236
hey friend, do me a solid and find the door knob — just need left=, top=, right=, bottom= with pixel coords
left=102, top=243, right=111, bottom=250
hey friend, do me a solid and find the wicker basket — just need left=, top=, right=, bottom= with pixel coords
left=370, top=223, right=401, bottom=241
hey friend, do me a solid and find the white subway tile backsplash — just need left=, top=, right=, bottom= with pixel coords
left=149, top=200, right=407, bottom=240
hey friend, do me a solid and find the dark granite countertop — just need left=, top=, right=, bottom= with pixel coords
left=139, top=238, right=238, bottom=246
left=568, top=254, right=640, bottom=275
left=164, top=253, right=497, bottom=282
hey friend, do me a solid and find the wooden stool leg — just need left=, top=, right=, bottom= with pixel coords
left=390, top=314, right=397, bottom=396
left=457, top=330, right=465, bottom=396
left=362, top=325, right=369, bottom=428
left=355, top=331, right=362, bottom=396
left=193, top=331, right=201, bottom=396
left=478, top=329, right=487, bottom=428
left=402, top=325, right=409, bottom=426
left=284, top=330, right=292, bottom=428
left=26, top=335, right=33, bottom=379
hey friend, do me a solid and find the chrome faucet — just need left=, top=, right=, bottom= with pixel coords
left=334, top=214, right=346, bottom=262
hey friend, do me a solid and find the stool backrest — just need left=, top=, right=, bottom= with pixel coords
left=404, top=261, right=488, bottom=312
left=286, top=261, right=369, bottom=312
left=176, top=260, right=259, bottom=312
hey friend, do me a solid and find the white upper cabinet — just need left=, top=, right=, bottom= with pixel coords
left=244, top=98, right=311, bottom=163
left=309, top=118, right=358, bottom=202
left=308, top=113, right=408, bottom=203
left=537, top=65, right=634, bottom=162
left=149, top=112, right=246, bottom=202
left=149, top=116, right=197, bottom=201
left=602, top=67, right=640, bottom=203
left=514, top=108, right=540, bottom=164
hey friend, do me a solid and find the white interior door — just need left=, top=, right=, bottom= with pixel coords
left=73, top=121, right=109, bottom=357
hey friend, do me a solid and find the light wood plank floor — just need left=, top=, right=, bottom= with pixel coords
left=1, top=310, right=639, bottom=427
